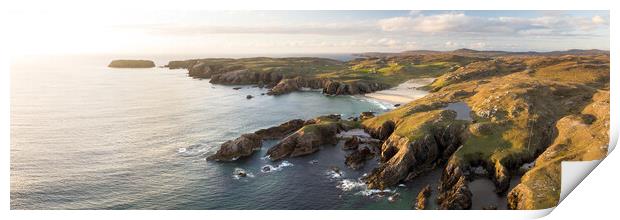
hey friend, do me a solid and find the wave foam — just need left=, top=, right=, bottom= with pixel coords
left=326, top=170, right=345, bottom=179
left=336, top=178, right=395, bottom=197
left=232, top=168, right=255, bottom=180
left=261, top=161, right=294, bottom=173
left=177, top=144, right=208, bottom=157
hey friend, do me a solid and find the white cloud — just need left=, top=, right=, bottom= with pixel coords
left=377, top=12, right=608, bottom=36
left=444, top=41, right=459, bottom=48
left=592, top=15, right=607, bottom=25
left=469, top=42, right=487, bottom=49
left=378, top=13, right=473, bottom=33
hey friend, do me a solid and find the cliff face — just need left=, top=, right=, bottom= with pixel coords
left=359, top=54, right=609, bottom=209
left=108, top=60, right=155, bottom=68
left=363, top=109, right=468, bottom=189
left=507, top=90, right=609, bottom=210
left=166, top=55, right=475, bottom=96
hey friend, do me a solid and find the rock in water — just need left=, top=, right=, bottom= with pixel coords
left=261, top=165, right=271, bottom=172
left=265, top=115, right=345, bottom=160
left=108, top=60, right=155, bottom=68
left=359, top=112, right=375, bottom=120
left=344, top=147, right=374, bottom=170
left=415, top=185, right=432, bottom=210
left=254, top=119, right=306, bottom=139
left=206, top=133, right=262, bottom=161
left=437, top=160, right=472, bottom=210
left=234, top=168, right=248, bottom=178
left=343, top=136, right=361, bottom=150
left=246, top=95, right=254, bottom=99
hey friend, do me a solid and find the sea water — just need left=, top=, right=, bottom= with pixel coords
left=10, top=54, right=502, bottom=209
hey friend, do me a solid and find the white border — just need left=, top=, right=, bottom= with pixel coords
left=1, top=0, right=617, bottom=220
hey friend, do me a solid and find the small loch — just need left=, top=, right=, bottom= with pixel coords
left=443, top=102, right=473, bottom=121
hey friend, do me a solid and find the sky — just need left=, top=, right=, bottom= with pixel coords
left=7, top=10, right=610, bottom=55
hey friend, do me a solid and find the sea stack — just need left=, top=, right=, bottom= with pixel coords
left=108, top=60, right=156, bottom=68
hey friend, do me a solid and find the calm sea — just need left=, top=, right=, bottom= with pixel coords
left=10, top=54, right=504, bottom=209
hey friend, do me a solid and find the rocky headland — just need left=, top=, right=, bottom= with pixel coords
left=201, top=49, right=609, bottom=210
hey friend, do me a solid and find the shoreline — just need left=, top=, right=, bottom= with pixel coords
left=363, top=78, right=435, bottom=105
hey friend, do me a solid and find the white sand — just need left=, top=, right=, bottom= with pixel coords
left=365, top=78, right=435, bottom=104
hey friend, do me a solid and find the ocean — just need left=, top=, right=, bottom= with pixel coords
left=10, top=54, right=506, bottom=209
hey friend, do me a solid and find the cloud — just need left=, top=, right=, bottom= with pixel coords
left=132, top=22, right=375, bottom=36
left=123, top=12, right=608, bottom=39
left=377, top=12, right=608, bottom=36
left=469, top=42, right=487, bottom=49
left=444, top=41, right=458, bottom=48
left=592, top=15, right=607, bottom=25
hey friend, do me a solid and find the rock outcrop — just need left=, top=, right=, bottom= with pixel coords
left=437, top=158, right=472, bottom=209
left=208, top=119, right=311, bottom=162
left=363, top=110, right=468, bottom=189
left=266, top=115, right=352, bottom=160
left=254, top=119, right=307, bottom=139
left=206, top=133, right=262, bottom=161
left=108, top=60, right=155, bottom=68
left=414, top=185, right=432, bottom=210
left=343, top=136, right=361, bottom=150
left=344, top=147, right=374, bottom=170
left=364, top=120, right=395, bottom=140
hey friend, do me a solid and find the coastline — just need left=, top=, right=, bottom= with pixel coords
left=364, top=78, right=435, bottom=105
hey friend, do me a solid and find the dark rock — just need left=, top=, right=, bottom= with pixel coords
left=268, top=77, right=302, bottom=95
left=233, top=87, right=242, bottom=90
left=262, top=166, right=271, bottom=172
left=343, top=136, right=361, bottom=150
left=345, top=147, right=374, bottom=169
left=108, top=60, right=155, bottom=68
left=360, top=111, right=375, bottom=120
left=254, top=119, right=306, bottom=139
left=437, top=159, right=472, bottom=210
left=206, top=133, right=262, bottom=161
left=210, top=69, right=283, bottom=86
left=330, top=166, right=341, bottom=174
left=246, top=95, right=254, bottom=99
left=265, top=121, right=343, bottom=160
left=394, top=104, right=401, bottom=107
left=233, top=168, right=248, bottom=177
left=364, top=120, right=395, bottom=140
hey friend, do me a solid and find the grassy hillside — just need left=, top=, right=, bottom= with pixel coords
left=360, top=54, right=609, bottom=209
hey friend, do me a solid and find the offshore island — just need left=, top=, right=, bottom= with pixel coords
left=116, top=48, right=609, bottom=210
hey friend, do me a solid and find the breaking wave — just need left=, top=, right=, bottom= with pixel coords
left=336, top=178, right=394, bottom=197
left=260, top=161, right=294, bottom=173
left=177, top=144, right=209, bottom=157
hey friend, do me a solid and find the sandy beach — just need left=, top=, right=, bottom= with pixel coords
left=364, top=78, right=435, bottom=104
